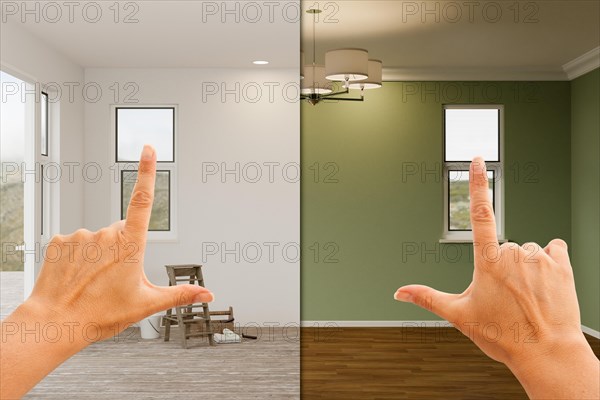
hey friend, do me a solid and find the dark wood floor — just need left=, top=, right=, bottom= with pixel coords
left=301, top=327, right=600, bottom=400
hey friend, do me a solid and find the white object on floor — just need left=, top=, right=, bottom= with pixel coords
left=140, top=314, right=161, bottom=339
left=214, top=328, right=241, bottom=344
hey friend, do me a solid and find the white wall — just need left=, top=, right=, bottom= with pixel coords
left=84, top=68, right=299, bottom=325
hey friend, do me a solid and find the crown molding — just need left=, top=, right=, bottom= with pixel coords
left=563, top=47, right=600, bottom=80
left=381, top=48, right=600, bottom=82
left=382, top=67, right=568, bottom=82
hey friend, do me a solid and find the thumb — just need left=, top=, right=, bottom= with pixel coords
left=148, top=284, right=214, bottom=315
left=394, top=284, right=458, bottom=321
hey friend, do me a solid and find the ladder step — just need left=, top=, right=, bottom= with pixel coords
left=207, top=311, right=232, bottom=316
left=181, top=319, right=210, bottom=324
left=176, top=304, right=210, bottom=309
left=175, top=311, right=212, bottom=317
left=163, top=316, right=210, bottom=322
left=174, top=278, right=204, bottom=283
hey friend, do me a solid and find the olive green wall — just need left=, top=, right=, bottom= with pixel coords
left=571, top=68, right=600, bottom=332
left=301, top=81, right=571, bottom=321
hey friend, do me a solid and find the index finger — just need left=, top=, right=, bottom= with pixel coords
left=469, top=157, right=499, bottom=262
left=124, top=145, right=156, bottom=237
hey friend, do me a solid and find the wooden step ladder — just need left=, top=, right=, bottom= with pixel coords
left=163, top=265, right=215, bottom=348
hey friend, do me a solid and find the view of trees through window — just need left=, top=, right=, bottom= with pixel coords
left=0, top=172, right=23, bottom=271
left=0, top=71, right=25, bottom=271
left=121, top=170, right=171, bottom=231
left=449, top=171, right=494, bottom=230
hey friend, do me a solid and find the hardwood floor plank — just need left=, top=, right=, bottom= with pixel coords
left=301, top=327, right=600, bottom=400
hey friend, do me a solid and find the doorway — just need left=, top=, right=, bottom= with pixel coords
left=0, top=69, right=44, bottom=314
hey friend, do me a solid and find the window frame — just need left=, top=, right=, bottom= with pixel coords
left=39, top=89, right=53, bottom=242
left=442, top=104, right=505, bottom=242
left=41, top=91, right=48, bottom=156
left=40, top=164, right=44, bottom=236
left=115, top=106, right=176, bottom=163
left=110, top=104, right=178, bottom=242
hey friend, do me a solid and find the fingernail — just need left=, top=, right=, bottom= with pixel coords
left=142, top=145, right=154, bottom=161
left=394, top=290, right=412, bottom=302
left=194, top=291, right=214, bottom=303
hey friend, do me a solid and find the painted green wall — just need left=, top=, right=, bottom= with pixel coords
left=301, top=81, right=571, bottom=321
left=571, top=68, right=600, bottom=332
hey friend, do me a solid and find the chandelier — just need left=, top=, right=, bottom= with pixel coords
left=301, top=8, right=383, bottom=105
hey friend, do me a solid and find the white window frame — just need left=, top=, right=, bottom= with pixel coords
left=110, top=104, right=178, bottom=242
left=441, top=104, right=505, bottom=243
left=40, top=92, right=49, bottom=240
left=41, top=85, right=61, bottom=248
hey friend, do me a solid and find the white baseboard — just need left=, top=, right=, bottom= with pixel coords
left=582, top=324, right=600, bottom=339
left=301, top=320, right=453, bottom=328
left=302, top=321, right=600, bottom=339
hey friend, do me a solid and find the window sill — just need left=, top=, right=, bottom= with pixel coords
left=146, top=231, right=178, bottom=242
left=147, top=238, right=180, bottom=243
left=439, top=238, right=508, bottom=244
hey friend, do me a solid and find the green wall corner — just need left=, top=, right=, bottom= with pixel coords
left=571, top=68, right=600, bottom=333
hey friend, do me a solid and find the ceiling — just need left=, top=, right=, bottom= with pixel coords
left=4, top=1, right=599, bottom=79
left=300, top=0, right=600, bottom=80
left=3, top=1, right=299, bottom=69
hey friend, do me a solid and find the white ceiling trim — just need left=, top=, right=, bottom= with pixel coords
left=563, top=47, right=600, bottom=80
left=382, top=67, right=568, bottom=82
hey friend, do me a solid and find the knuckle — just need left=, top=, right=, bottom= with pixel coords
left=500, top=242, right=516, bottom=250
left=471, top=203, right=495, bottom=223
left=92, top=229, right=112, bottom=247
left=95, top=227, right=110, bottom=238
left=129, top=189, right=154, bottom=208
left=472, top=170, right=488, bottom=186
left=72, top=228, right=93, bottom=239
left=548, top=238, right=568, bottom=250
left=49, top=234, right=66, bottom=246
left=176, top=287, right=195, bottom=306
left=520, top=243, right=542, bottom=263
left=413, top=295, right=433, bottom=312
left=522, top=242, right=541, bottom=252
left=138, top=162, right=155, bottom=174
left=499, top=242, right=518, bottom=254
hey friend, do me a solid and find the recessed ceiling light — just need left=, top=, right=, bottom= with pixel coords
left=253, top=60, right=269, bottom=65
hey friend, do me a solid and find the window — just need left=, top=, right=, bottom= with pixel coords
left=113, top=106, right=177, bottom=238
left=442, top=105, right=503, bottom=241
left=116, top=107, right=175, bottom=162
left=41, top=92, right=48, bottom=156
